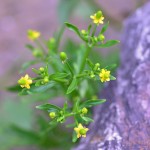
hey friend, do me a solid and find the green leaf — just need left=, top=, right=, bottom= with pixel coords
left=80, top=99, right=106, bottom=108
left=98, top=40, right=120, bottom=48
left=7, top=84, right=22, bottom=92
left=66, top=78, right=77, bottom=94
left=65, top=22, right=81, bottom=38
left=81, top=116, right=94, bottom=123
left=105, top=64, right=117, bottom=70
left=36, top=103, right=61, bottom=112
left=32, top=68, right=40, bottom=74
left=110, top=75, right=116, bottom=80
left=19, top=82, right=55, bottom=95
left=72, top=131, right=77, bottom=143
left=50, top=72, right=69, bottom=79
left=100, top=21, right=109, bottom=34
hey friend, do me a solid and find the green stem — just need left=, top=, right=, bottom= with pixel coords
left=55, top=25, right=65, bottom=52
left=91, top=25, right=97, bottom=37
left=65, top=112, right=76, bottom=117
left=35, top=40, right=47, bottom=55
left=79, top=45, right=91, bottom=74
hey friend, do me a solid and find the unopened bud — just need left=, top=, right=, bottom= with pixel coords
left=81, top=30, right=87, bottom=35
left=49, top=112, right=56, bottom=119
left=43, top=76, right=49, bottom=83
left=33, top=49, right=43, bottom=57
left=39, top=67, right=44, bottom=72
left=60, top=52, right=67, bottom=62
left=98, top=34, right=105, bottom=42
left=81, top=107, right=88, bottom=114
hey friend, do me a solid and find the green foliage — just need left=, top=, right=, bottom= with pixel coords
left=66, top=77, right=77, bottom=94
left=98, top=40, right=120, bottom=48
left=6, top=9, right=120, bottom=149
left=36, top=104, right=61, bottom=112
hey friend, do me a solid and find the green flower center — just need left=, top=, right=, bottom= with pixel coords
left=79, top=129, right=86, bottom=135
left=96, top=11, right=102, bottom=19
left=18, top=79, right=26, bottom=85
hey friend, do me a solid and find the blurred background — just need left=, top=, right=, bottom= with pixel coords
left=0, top=0, right=148, bottom=149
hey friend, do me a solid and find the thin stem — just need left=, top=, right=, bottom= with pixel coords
left=55, top=25, right=65, bottom=52
left=79, top=45, right=91, bottom=74
left=35, top=39, right=47, bottom=55
left=65, top=112, right=76, bottom=117
left=91, top=24, right=97, bottom=37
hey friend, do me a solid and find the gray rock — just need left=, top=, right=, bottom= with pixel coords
left=74, top=2, right=150, bottom=150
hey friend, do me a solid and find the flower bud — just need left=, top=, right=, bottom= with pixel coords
left=95, top=63, right=100, bottom=67
left=94, top=63, right=100, bottom=71
left=98, top=34, right=105, bottom=42
left=60, top=52, right=67, bottom=62
left=90, top=71, right=95, bottom=78
left=81, top=107, right=88, bottom=114
left=49, top=112, right=56, bottom=119
left=39, top=67, right=44, bottom=72
left=93, top=36, right=98, bottom=42
left=81, top=30, right=87, bottom=35
left=48, top=38, right=56, bottom=50
left=43, top=76, right=49, bottom=83
left=33, top=49, right=43, bottom=57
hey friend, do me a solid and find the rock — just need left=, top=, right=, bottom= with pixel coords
left=74, top=2, right=150, bottom=150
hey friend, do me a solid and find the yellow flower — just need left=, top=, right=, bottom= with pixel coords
left=99, top=69, right=110, bottom=82
left=90, top=11, right=104, bottom=25
left=18, top=74, right=32, bottom=89
left=74, top=123, right=89, bottom=138
left=27, top=29, right=40, bottom=41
